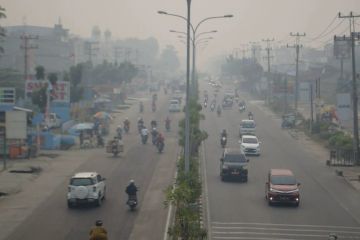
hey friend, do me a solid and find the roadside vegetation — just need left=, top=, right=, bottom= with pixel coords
left=164, top=96, right=208, bottom=239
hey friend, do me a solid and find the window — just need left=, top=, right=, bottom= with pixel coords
left=70, top=178, right=94, bottom=186
left=270, top=175, right=296, bottom=185
left=224, top=153, right=247, bottom=163
left=97, top=175, right=102, bottom=182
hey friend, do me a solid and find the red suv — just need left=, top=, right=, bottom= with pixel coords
left=265, top=169, right=300, bottom=207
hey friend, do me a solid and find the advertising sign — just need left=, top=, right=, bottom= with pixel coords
left=6, top=111, right=27, bottom=139
left=299, top=82, right=310, bottom=103
left=25, top=80, right=70, bottom=103
left=0, top=88, right=16, bottom=105
left=334, top=38, right=351, bottom=59
left=336, top=93, right=351, bottom=122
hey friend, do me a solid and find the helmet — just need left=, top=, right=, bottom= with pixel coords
left=95, top=220, right=103, bottom=226
left=130, top=179, right=134, bottom=184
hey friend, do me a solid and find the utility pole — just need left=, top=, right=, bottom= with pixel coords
left=262, top=38, right=274, bottom=104
left=20, top=34, right=38, bottom=101
left=310, top=82, right=314, bottom=133
left=20, top=34, right=38, bottom=81
left=338, top=11, right=360, bottom=164
left=85, top=41, right=99, bottom=64
left=288, top=32, right=306, bottom=114
left=250, top=42, right=261, bottom=62
left=315, top=78, right=321, bottom=123
left=283, top=76, right=288, bottom=114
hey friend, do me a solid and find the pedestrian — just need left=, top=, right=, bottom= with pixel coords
left=79, top=130, right=84, bottom=146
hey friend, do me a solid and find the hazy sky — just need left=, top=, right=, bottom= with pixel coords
left=2, top=0, right=360, bottom=67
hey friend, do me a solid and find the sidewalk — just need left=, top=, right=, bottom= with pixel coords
left=295, top=103, right=360, bottom=192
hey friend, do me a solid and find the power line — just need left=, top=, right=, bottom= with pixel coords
left=306, top=19, right=345, bottom=43
left=309, top=14, right=339, bottom=41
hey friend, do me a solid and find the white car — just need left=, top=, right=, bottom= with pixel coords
left=239, top=135, right=261, bottom=156
left=67, top=172, right=106, bottom=208
left=239, top=119, right=256, bottom=137
left=169, top=99, right=181, bottom=112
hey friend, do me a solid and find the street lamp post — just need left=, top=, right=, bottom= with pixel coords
left=158, top=8, right=233, bottom=173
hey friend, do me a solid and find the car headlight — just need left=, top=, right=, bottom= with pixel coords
left=241, top=165, right=248, bottom=170
left=222, top=164, right=229, bottom=169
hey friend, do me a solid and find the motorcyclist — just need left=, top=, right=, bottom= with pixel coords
left=117, top=125, right=123, bottom=139
left=139, top=101, right=144, bottom=113
left=221, top=129, right=227, bottom=138
left=124, top=118, right=130, bottom=132
left=156, top=132, right=165, bottom=152
left=204, top=100, right=207, bottom=108
left=150, top=119, right=157, bottom=128
left=165, top=117, right=171, bottom=130
left=217, top=105, right=222, bottom=116
left=137, top=117, right=144, bottom=133
left=151, top=127, right=159, bottom=145
left=141, top=126, right=149, bottom=144
left=112, top=136, right=121, bottom=151
left=210, top=101, right=216, bottom=111
left=126, top=179, right=138, bottom=202
left=89, top=220, right=108, bottom=240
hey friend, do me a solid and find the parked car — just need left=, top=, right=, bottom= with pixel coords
left=240, top=135, right=261, bottom=156
left=67, top=172, right=106, bottom=208
left=239, top=119, right=256, bottom=137
left=220, top=148, right=249, bottom=182
left=265, top=169, right=300, bottom=207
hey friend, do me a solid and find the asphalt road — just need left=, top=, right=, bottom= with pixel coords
left=201, top=81, right=360, bottom=240
left=5, top=89, right=181, bottom=240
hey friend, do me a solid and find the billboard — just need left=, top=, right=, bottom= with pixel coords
left=336, top=93, right=351, bottom=122
left=334, top=38, right=351, bottom=59
left=6, top=111, right=27, bottom=139
left=25, top=80, right=70, bottom=103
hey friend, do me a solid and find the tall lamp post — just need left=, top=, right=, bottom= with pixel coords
left=158, top=8, right=233, bottom=173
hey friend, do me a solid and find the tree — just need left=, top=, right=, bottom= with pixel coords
left=0, top=6, right=6, bottom=54
left=35, top=65, right=45, bottom=80
left=47, top=73, right=58, bottom=85
left=118, top=61, right=138, bottom=83
left=31, top=86, right=47, bottom=113
left=69, top=63, right=83, bottom=87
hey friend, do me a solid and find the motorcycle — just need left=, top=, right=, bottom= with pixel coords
left=151, top=132, right=158, bottom=145
left=204, top=101, right=207, bottom=108
left=239, top=105, right=246, bottom=113
left=157, top=140, right=165, bottom=153
left=165, top=121, right=171, bottom=131
left=127, top=195, right=137, bottom=211
left=220, top=136, right=227, bottom=148
left=248, top=113, right=254, bottom=120
left=141, top=134, right=148, bottom=144
left=96, top=135, right=105, bottom=148
left=217, top=108, right=222, bottom=117
left=137, top=122, right=143, bottom=134
left=124, top=124, right=130, bottom=133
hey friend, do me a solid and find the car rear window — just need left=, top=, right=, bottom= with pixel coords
left=70, top=178, right=94, bottom=186
left=243, top=137, right=258, bottom=143
left=270, top=175, right=296, bottom=185
left=242, top=122, right=255, bottom=128
left=224, top=153, right=247, bottom=163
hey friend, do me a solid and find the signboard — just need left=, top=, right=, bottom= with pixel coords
left=336, top=93, right=351, bottom=122
left=25, top=80, right=70, bottom=103
left=0, top=88, right=16, bottom=105
left=6, top=111, right=27, bottom=139
left=299, top=82, right=310, bottom=103
left=334, top=38, right=351, bottom=59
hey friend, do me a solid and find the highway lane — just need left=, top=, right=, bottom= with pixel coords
left=200, top=81, right=360, bottom=240
left=6, top=90, right=181, bottom=240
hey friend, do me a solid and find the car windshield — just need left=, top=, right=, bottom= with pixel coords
left=243, top=138, right=258, bottom=144
left=70, top=178, right=94, bottom=186
left=270, top=175, right=297, bottom=185
left=224, top=153, right=247, bottom=163
left=242, top=122, right=255, bottom=128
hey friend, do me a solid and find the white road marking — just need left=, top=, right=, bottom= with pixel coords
left=212, top=222, right=360, bottom=230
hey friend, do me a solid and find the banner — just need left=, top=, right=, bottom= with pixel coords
left=25, top=80, right=70, bottom=103
left=336, top=93, right=351, bottom=122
